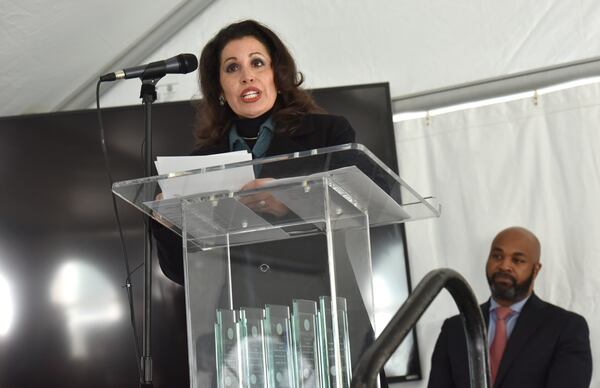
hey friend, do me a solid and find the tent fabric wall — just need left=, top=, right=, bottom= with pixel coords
left=99, top=0, right=600, bottom=109
left=394, top=82, right=599, bottom=387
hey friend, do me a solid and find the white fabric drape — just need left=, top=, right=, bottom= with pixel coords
left=393, top=82, right=599, bottom=387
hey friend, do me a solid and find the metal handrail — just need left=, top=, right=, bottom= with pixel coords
left=351, top=268, right=490, bottom=388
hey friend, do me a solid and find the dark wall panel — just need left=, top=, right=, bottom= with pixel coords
left=0, top=83, right=419, bottom=387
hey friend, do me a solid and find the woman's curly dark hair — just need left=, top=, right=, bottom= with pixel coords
left=194, top=19, right=323, bottom=147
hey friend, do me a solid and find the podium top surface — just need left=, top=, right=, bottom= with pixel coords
left=112, top=144, right=439, bottom=244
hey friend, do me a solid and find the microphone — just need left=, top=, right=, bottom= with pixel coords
left=100, top=53, right=198, bottom=82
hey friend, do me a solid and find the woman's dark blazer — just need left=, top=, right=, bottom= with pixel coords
left=152, top=113, right=355, bottom=285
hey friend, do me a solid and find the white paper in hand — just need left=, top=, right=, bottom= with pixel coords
left=155, top=151, right=254, bottom=199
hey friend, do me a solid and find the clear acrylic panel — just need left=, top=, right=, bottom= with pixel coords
left=112, top=144, right=440, bottom=387
left=113, top=144, right=440, bottom=239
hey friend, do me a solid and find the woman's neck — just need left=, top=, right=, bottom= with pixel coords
left=235, top=108, right=274, bottom=138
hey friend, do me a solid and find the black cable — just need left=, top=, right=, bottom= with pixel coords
left=95, top=80, right=142, bottom=380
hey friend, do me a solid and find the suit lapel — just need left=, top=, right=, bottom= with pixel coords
left=265, top=132, right=298, bottom=156
left=265, top=118, right=320, bottom=156
left=481, top=301, right=490, bottom=329
left=494, top=294, right=547, bottom=387
left=192, top=137, right=229, bottom=155
left=265, top=132, right=304, bottom=156
left=196, top=117, right=319, bottom=158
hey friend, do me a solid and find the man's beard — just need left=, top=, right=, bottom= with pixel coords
left=487, top=269, right=535, bottom=302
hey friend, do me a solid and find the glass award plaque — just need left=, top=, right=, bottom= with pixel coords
left=239, top=307, right=267, bottom=387
left=264, top=305, right=295, bottom=387
left=318, top=297, right=351, bottom=388
left=292, top=299, right=321, bottom=387
left=215, top=309, right=241, bottom=388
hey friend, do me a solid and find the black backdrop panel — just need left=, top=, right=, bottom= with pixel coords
left=0, top=83, right=419, bottom=387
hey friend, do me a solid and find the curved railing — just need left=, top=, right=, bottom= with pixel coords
left=351, top=268, right=490, bottom=388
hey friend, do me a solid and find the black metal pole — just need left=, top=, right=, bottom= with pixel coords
left=350, top=268, right=490, bottom=388
left=140, top=79, right=158, bottom=387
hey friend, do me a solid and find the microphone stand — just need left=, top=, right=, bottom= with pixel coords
left=139, top=77, right=160, bottom=388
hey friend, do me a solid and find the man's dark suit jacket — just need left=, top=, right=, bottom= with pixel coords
left=427, top=293, right=592, bottom=388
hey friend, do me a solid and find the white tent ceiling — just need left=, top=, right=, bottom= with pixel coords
left=0, top=0, right=210, bottom=117
left=4, top=0, right=600, bottom=117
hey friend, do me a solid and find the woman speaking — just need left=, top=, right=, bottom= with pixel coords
left=154, top=19, right=356, bottom=285
left=151, top=19, right=383, bottom=387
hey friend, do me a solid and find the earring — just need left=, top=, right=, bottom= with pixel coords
left=218, top=95, right=225, bottom=106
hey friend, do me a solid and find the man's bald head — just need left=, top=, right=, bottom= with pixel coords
left=492, top=226, right=541, bottom=263
left=486, top=226, right=542, bottom=305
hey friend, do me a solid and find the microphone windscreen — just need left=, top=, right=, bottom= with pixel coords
left=178, top=54, right=198, bottom=74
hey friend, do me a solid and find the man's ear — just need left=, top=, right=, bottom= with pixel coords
left=534, top=262, right=542, bottom=278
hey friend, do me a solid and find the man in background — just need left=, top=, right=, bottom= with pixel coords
left=428, top=226, right=592, bottom=388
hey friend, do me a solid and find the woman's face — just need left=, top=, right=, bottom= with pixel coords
left=219, top=36, right=277, bottom=118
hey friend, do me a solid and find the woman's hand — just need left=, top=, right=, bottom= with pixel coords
left=239, top=178, right=289, bottom=217
left=152, top=192, right=174, bottom=227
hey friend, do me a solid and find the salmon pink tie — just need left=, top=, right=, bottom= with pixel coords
left=490, top=306, right=512, bottom=384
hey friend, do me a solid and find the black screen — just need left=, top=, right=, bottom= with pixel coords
left=0, top=82, right=420, bottom=387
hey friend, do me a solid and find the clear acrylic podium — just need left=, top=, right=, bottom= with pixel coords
left=113, top=144, right=440, bottom=388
